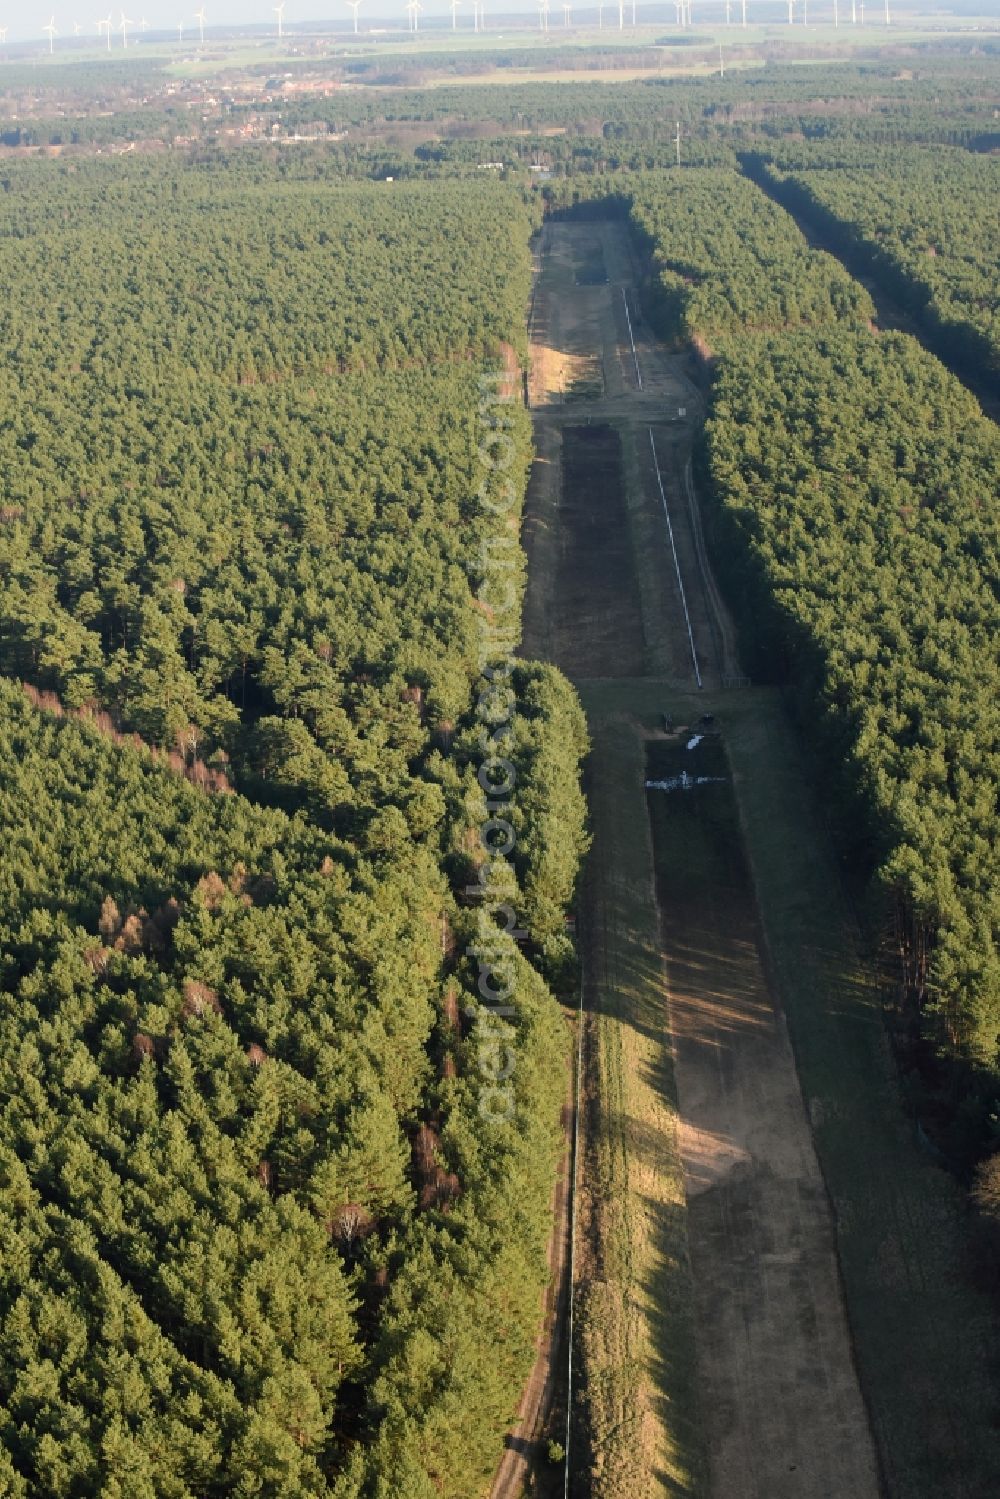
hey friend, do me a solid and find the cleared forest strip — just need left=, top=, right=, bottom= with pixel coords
left=725, top=692, right=1000, bottom=1496
left=523, top=210, right=911, bottom=1498
left=575, top=697, right=705, bottom=1499
left=578, top=677, right=1000, bottom=1494
left=647, top=730, right=879, bottom=1499
left=619, top=163, right=1000, bottom=1492
left=741, top=155, right=1000, bottom=422
left=522, top=213, right=877, bottom=1497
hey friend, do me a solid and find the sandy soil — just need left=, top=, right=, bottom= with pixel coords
left=523, top=219, right=729, bottom=688
left=554, top=424, right=646, bottom=678
left=649, top=739, right=880, bottom=1499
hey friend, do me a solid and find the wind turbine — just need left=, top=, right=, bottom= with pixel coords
left=0, top=26, right=7, bottom=42
left=883, top=0, right=889, bottom=22
left=631, top=0, right=636, bottom=23
left=786, top=0, right=793, bottom=21
left=718, top=40, right=724, bottom=74
left=538, top=0, right=548, bottom=29
left=194, top=5, right=205, bottom=43
left=562, top=1, right=570, bottom=23
left=73, top=20, right=82, bottom=34
left=177, top=17, right=184, bottom=40
left=139, top=14, right=148, bottom=29
left=859, top=0, right=865, bottom=20
left=741, top=0, right=747, bottom=24
left=617, top=0, right=623, bottom=27
left=725, top=0, right=731, bottom=21
left=597, top=0, right=603, bottom=22
left=274, top=1, right=284, bottom=36
left=43, top=15, right=57, bottom=51
left=346, top=0, right=360, bottom=29
left=833, top=0, right=838, bottom=24
left=449, top=0, right=459, bottom=26
left=119, top=10, right=133, bottom=45
left=97, top=11, right=112, bottom=46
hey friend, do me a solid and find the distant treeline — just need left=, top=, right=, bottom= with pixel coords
left=4, top=54, right=997, bottom=169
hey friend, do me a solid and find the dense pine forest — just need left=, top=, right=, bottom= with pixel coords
left=0, top=158, right=588, bottom=1496
left=1, top=33, right=999, bottom=1497
left=627, top=168, right=873, bottom=340
left=622, top=166, right=1000, bottom=1145
left=752, top=145, right=1000, bottom=378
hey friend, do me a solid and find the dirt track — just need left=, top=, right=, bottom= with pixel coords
left=489, top=1125, right=573, bottom=1499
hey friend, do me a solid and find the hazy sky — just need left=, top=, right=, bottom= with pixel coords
left=4, top=1, right=557, bottom=42
left=6, top=0, right=998, bottom=47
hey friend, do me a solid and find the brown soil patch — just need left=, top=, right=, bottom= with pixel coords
left=647, top=738, right=880, bottom=1499
left=555, top=425, right=645, bottom=679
